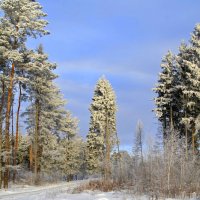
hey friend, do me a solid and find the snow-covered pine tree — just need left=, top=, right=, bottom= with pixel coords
left=86, top=77, right=117, bottom=180
left=56, top=111, right=81, bottom=181
left=39, top=132, right=60, bottom=179
left=25, top=45, right=58, bottom=184
left=176, top=26, right=200, bottom=152
left=0, top=0, right=48, bottom=188
left=62, top=111, right=79, bottom=139
left=40, top=110, right=80, bottom=181
left=60, top=137, right=83, bottom=181
left=153, top=51, right=180, bottom=139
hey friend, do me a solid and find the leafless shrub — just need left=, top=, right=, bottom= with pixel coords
left=74, top=179, right=123, bottom=193
left=111, top=129, right=200, bottom=198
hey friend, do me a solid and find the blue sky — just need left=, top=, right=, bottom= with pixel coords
left=29, top=0, right=200, bottom=150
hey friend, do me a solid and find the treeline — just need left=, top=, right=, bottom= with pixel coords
left=154, top=23, right=200, bottom=153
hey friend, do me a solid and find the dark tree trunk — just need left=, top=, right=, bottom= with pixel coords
left=13, top=83, right=22, bottom=182
left=11, top=103, right=14, bottom=181
left=0, top=80, right=5, bottom=188
left=104, top=111, right=111, bottom=181
left=4, top=63, right=15, bottom=189
left=34, top=99, right=40, bottom=185
left=29, top=144, right=33, bottom=171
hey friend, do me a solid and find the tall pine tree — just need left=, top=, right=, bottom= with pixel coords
left=86, top=77, right=117, bottom=180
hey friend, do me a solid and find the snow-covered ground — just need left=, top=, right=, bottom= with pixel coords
left=0, top=181, right=198, bottom=200
left=0, top=181, right=135, bottom=200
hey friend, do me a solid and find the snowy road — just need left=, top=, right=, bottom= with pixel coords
left=0, top=181, right=84, bottom=200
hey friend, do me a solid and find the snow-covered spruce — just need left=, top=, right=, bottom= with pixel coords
left=86, top=76, right=117, bottom=180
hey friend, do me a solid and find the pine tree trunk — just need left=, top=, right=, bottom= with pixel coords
left=11, top=104, right=14, bottom=181
left=170, top=105, right=174, bottom=131
left=34, top=99, right=40, bottom=185
left=4, top=63, right=15, bottom=189
left=104, top=111, right=111, bottom=181
left=0, top=80, right=5, bottom=189
left=192, top=126, right=196, bottom=155
left=29, top=144, right=33, bottom=171
left=13, top=83, right=22, bottom=182
left=185, top=112, right=188, bottom=160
